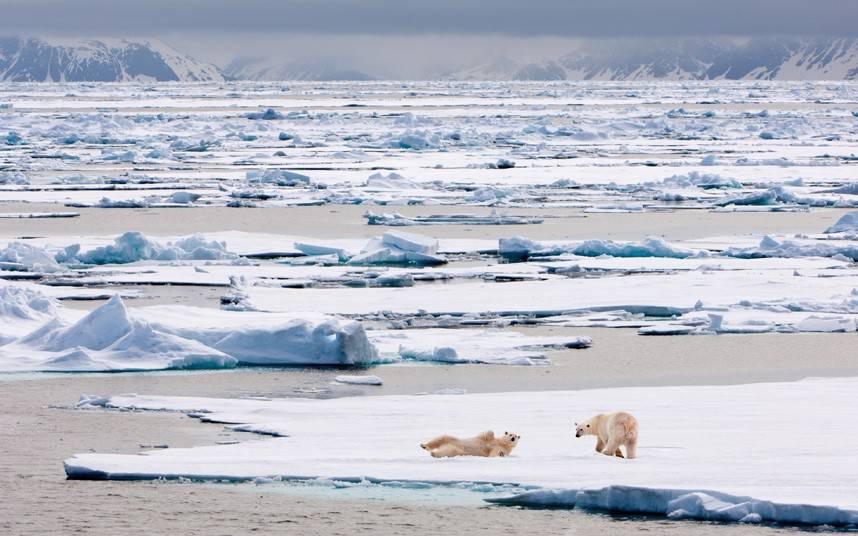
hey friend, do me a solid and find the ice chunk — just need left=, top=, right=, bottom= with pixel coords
left=294, top=242, right=350, bottom=262
left=365, top=172, right=420, bottom=190
left=195, top=318, right=378, bottom=366
left=0, top=284, right=58, bottom=342
left=0, top=296, right=237, bottom=371
left=660, top=172, right=740, bottom=189
left=724, top=236, right=858, bottom=262
left=246, top=169, right=310, bottom=186
left=59, top=232, right=236, bottom=265
left=334, top=375, right=383, bottom=386
left=347, top=248, right=405, bottom=265
left=0, top=242, right=62, bottom=272
left=0, top=171, right=29, bottom=185
left=346, top=231, right=447, bottom=266
left=716, top=189, right=778, bottom=207
left=381, top=231, right=439, bottom=255
left=795, top=316, right=856, bottom=332
left=168, top=192, right=200, bottom=204
left=825, top=211, right=858, bottom=234
left=499, top=236, right=694, bottom=261
left=75, top=395, right=110, bottom=408
left=492, top=486, right=858, bottom=526
left=364, top=211, right=542, bottom=226
left=245, top=108, right=284, bottom=120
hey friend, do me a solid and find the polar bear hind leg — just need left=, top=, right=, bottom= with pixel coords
left=624, top=437, right=637, bottom=459
left=421, top=435, right=456, bottom=450
left=431, top=444, right=464, bottom=458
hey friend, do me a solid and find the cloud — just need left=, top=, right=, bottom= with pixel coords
left=0, top=0, right=855, bottom=38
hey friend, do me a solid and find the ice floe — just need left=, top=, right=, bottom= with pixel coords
left=64, top=377, right=858, bottom=526
left=499, top=236, right=696, bottom=262
left=0, top=294, right=378, bottom=371
left=368, top=329, right=591, bottom=366
left=333, top=375, right=383, bottom=386
left=364, top=210, right=543, bottom=226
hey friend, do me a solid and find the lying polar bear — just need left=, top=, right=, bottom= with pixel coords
left=575, top=411, right=638, bottom=459
left=421, top=430, right=520, bottom=458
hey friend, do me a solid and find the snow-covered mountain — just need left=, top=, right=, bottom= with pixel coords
left=224, top=57, right=374, bottom=82
left=0, top=37, right=223, bottom=82
left=449, top=37, right=858, bottom=81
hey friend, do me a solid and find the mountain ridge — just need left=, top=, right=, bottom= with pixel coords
left=0, top=37, right=223, bottom=82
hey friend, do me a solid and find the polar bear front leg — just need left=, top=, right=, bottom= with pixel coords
left=595, top=436, right=605, bottom=453
left=489, top=446, right=507, bottom=457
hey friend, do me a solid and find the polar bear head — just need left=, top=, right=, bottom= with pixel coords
left=574, top=419, right=596, bottom=438
left=502, top=431, right=520, bottom=443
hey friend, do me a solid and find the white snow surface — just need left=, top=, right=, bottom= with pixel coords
left=64, top=377, right=858, bottom=526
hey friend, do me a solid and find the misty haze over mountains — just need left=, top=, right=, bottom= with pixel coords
left=1, top=35, right=857, bottom=82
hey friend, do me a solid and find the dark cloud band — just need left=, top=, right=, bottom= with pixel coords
left=0, top=0, right=854, bottom=38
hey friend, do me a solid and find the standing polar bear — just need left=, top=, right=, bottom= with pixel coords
left=420, top=431, right=520, bottom=458
left=575, top=412, right=638, bottom=459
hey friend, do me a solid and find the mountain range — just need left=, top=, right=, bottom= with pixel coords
left=1, top=36, right=857, bottom=82
left=451, top=37, right=858, bottom=81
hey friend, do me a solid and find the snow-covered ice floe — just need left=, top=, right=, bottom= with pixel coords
left=64, top=377, right=858, bottom=526
left=369, top=329, right=591, bottom=365
left=364, top=210, right=543, bottom=226
left=231, top=266, right=858, bottom=326
left=333, top=375, right=383, bottom=386
left=0, top=294, right=377, bottom=371
left=0, top=283, right=589, bottom=371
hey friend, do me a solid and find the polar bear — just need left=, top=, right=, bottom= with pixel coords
left=574, top=412, right=638, bottom=459
left=420, top=431, right=520, bottom=458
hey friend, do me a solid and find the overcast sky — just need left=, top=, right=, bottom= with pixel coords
left=0, top=0, right=853, bottom=71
